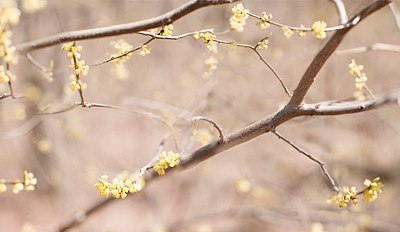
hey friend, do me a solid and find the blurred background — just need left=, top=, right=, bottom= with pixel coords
left=1, top=0, right=400, bottom=231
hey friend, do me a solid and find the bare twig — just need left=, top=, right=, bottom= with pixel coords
left=330, top=0, right=348, bottom=24
left=214, top=35, right=291, bottom=97
left=136, top=29, right=214, bottom=40
left=93, top=38, right=154, bottom=66
left=270, top=128, right=339, bottom=192
left=16, top=0, right=240, bottom=54
left=191, top=116, right=225, bottom=143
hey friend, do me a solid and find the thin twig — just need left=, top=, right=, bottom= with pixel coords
left=191, top=116, right=225, bottom=143
left=270, top=128, right=339, bottom=192
left=214, top=36, right=291, bottom=97
left=25, top=53, right=47, bottom=72
left=133, top=133, right=172, bottom=183
left=136, top=29, right=214, bottom=40
left=93, top=38, right=154, bottom=66
left=330, top=0, right=348, bottom=24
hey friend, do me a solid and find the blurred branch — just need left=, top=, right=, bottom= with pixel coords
left=336, top=42, right=400, bottom=55
left=389, top=2, right=400, bottom=31
left=0, top=93, right=25, bottom=100
left=330, top=0, right=348, bottom=24
left=0, top=115, right=42, bottom=140
left=15, top=0, right=240, bottom=54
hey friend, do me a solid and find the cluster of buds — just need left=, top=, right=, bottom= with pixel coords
left=0, top=171, right=37, bottom=195
left=62, top=42, right=89, bottom=92
left=153, top=151, right=180, bottom=175
left=95, top=175, right=142, bottom=199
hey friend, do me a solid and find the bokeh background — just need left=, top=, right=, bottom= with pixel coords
left=1, top=0, right=400, bottom=231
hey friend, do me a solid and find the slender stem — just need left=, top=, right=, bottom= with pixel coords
left=270, top=128, right=339, bottom=192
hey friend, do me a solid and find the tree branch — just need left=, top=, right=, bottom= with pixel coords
left=299, top=91, right=400, bottom=116
left=15, top=0, right=239, bottom=54
left=288, top=0, right=391, bottom=108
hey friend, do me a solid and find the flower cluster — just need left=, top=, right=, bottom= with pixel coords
left=348, top=59, right=368, bottom=91
left=110, top=39, right=133, bottom=79
left=62, top=42, right=89, bottom=91
left=153, top=151, right=180, bottom=175
left=282, top=27, right=294, bottom=39
left=140, top=45, right=151, bottom=56
left=297, top=25, right=306, bottom=38
left=257, top=39, right=269, bottom=50
left=327, top=186, right=358, bottom=208
left=230, top=4, right=249, bottom=32
left=0, top=171, right=37, bottom=195
left=194, top=32, right=216, bottom=46
left=94, top=175, right=142, bottom=199
left=327, top=177, right=383, bottom=208
left=0, top=0, right=21, bottom=85
left=362, top=177, right=383, bottom=202
left=311, top=21, right=327, bottom=40
left=204, top=56, right=218, bottom=72
left=191, top=128, right=213, bottom=146
left=151, top=24, right=174, bottom=37
left=256, top=12, right=272, bottom=30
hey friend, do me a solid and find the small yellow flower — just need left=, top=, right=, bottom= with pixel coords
left=256, top=12, right=272, bottom=30
left=0, top=182, right=7, bottom=194
left=24, top=171, right=37, bottom=191
left=257, top=39, right=269, bottom=50
left=153, top=151, right=180, bottom=175
left=362, top=177, right=383, bottom=202
left=191, top=128, right=213, bottom=146
left=140, top=45, right=151, bottom=56
left=204, top=56, right=218, bottom=72
left=282, top=27, right=293, bottom=39
left=13, top=183, right=24, bottom=194
left=232, top=3, right=249, bottom=20
left=22, top=0, right=47, bottom=14
left=298, top=25, right=306, bottom=38
left=312, top=21, right=327, bottom=40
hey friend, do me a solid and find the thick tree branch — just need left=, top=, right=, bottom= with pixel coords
left=15, top=0, right=239, bottom=54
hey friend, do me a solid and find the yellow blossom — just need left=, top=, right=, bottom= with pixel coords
left=191, top=128, right=213, bottom=146
left=13, top=182, right=24, bottom=194
left=298, top=24, right=306, bottom=38
left=24, top=171, right=37, bottom=191
left=140, top=45, right=151, bottom=56
left=282, top=27, right=293, bottom=39
left=312, top=21, right=327, bottom=39
left=0, top=182, right=7, bottom=194
left=153, top=151, right=180, bottom=175
left=257, top=39, right=269, bottom=50
left=95, top=175, right=142, bottom=199
left=256, top=12, right=272, bottom=30
left=22, top=0, right=47, bottom=14
left=204, top=56, right=218, bottom=72
left=362, top=177, right=383, bottom=202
